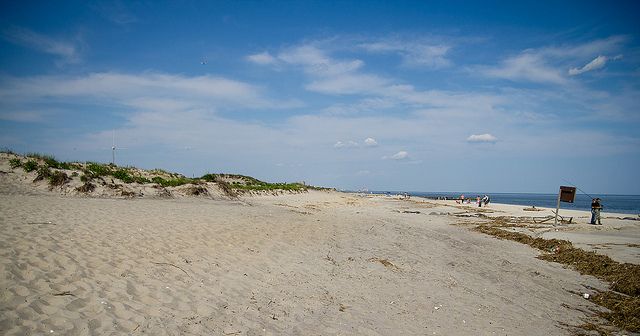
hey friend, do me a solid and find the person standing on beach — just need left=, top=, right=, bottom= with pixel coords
left=590, top=198, right=602, bottom=225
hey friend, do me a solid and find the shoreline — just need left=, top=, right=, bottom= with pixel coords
left=361, top=191, right=640, bottom=215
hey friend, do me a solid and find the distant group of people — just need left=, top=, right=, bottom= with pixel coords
left=456, top=194, right=490, bottom=207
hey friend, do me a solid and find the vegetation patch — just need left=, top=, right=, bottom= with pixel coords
left=233, top=182, right=307, bottom=192
left=23, top=160, right=38, bottom=172
left=151, top=176, right=193, bottom=187
left=591, top=291, right=640, bottom=333
left=474, top=223, right=640, bottom=333
left=85, top=162, right=113, bottom=177
left=48, top=171, right=70, bottom=187
left=9, top=158, right=22, bottom=168
left=76, top=182, right=95, bottom=193
left=112, top=169, right=135, bottom=183
left=33, top=166, right=52, bottom=182
left=215, top=179, right=237, bottom=198
left=200, top=173, right=218, bottom=182
left=185, top=185, right=208, bottom=196
left=43, top=156, right=72, bottom=170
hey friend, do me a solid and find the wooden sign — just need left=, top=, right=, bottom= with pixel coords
left=559, top=186, right=576, bottom=203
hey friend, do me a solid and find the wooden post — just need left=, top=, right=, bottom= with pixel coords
left=554, top=190, right=561, bottom=226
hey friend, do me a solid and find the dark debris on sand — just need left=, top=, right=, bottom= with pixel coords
left=473, top=222, right=640, bottom=334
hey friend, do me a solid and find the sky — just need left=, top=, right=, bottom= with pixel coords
left=1, top=1, right=639, bottom=194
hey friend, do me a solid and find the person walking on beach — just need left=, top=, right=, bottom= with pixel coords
left=590, top=198, right=602, bottom=225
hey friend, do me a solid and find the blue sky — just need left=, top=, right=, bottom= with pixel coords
left=1, top=1, right=639, bottom=194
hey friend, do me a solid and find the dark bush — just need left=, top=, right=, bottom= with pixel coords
left=186, top=185, right=209, bottom=196
left=76, top=182, right=95, bottom=193
left=43, top=157, right=71, bottom=169
left=33, top=166, right=51, bottom=182
left=23, top=160, right=38, bottom=172
left=48, top=171, right=70, bottom=187
left=200, top=173, right=218, bottom=182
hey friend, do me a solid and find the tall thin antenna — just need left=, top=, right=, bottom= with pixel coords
left=111, top=130, right=127, bottom=166
left=112, top=130, right=116, bottom=165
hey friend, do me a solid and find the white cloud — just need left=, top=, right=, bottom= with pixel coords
left=479, top=53, right=565, bottom=84
left=364, top=137, right=378, bottom=146
left=334, top=140, right=359, bottom=148
left=543, top=36, right=627, bottom=59
left=360, top=40, right=452, bottom=68
left=246, top=51, right=277, bottom=65
left=477, top=36, right=627, bottom=84
left=467, top=133, right=497, bottom=143
left=306, top=73, right=388, bottom=95
left=2, top=26, right=81, bottom=64
left=384, top=151, right=409, bottom=160
left=0, top=72, right=301, bottom=110
left=277, top=45, right=364, bottom=77
left=568, top=55, right=622, bottom=75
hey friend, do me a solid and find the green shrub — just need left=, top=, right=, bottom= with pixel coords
left=23, top=160, right=38, bottom=172
left=33, top=166, right=51, bottom=182
left=9, top=158, right=21, bottom=169
left=133, top=176, right=151, bottom=184
left=86, top=163, right=112, bottom=177
left=150, top=176, right=192, bottom=187
left=44, top=156, right=71, bottom=169
left=163, top=178, right=192, bottom=187
left=200, top=173, right=218, bottom=182
left=151, top=176, right=166, bottom=185
left=80, top=174, right=91, bottom=182
left=233, top=182, right=306, bottom=192
left=112, top=169, right=134, bottom=183
left=48, top=171, right=69, bottom=187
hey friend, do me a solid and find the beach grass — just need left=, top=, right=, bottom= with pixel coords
left=6, top=151, right=320, bottom=194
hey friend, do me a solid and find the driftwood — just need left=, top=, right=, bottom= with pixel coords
left=551, top=210, right=573, bottom=224
left=26, top=221, right=55, bottom=225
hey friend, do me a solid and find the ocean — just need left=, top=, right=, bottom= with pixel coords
left=372, top=191, right=640, bottom=215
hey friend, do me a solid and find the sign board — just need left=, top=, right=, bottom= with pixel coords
left=559, top=186, right=576, bottom=203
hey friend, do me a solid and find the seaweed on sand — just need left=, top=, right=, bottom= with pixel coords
left=473, top=224, right=640, bottom=333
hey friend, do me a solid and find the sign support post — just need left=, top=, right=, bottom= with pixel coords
left=554, top=192, right=561, bottom=226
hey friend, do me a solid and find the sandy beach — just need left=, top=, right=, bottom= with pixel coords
left=1, top=158, right=639, bottom=335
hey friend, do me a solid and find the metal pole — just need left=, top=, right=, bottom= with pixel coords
left=554, top=189, right=561, bottom=226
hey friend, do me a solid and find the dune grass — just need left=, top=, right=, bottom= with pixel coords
left=8, top=151, right=320, bottom=193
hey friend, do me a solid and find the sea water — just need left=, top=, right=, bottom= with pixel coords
left=374, top=191, right=640, bottom=215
